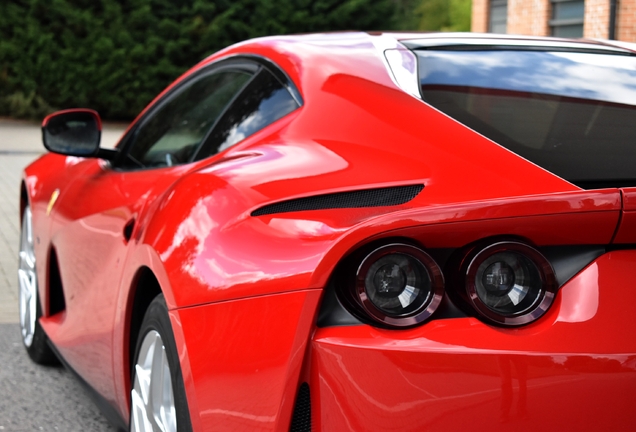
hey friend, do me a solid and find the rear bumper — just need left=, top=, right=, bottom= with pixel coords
left=310, top=250, right=636, bottom=431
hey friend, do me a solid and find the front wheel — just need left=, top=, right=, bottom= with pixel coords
left=18, top=205, right=57, bottom=364
left=130, top=294, right=192, bottom=432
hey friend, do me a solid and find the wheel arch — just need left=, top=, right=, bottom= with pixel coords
left=116, top=256, right=199, bottom=428
left=125, top=266, right=162, bottom=382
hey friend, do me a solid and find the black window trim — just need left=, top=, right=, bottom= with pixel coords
left=187, top=66, right=262, bottom=163
left=237, top=54, right=304, bottom=107
left=407, top=44, right=636, bottom=57
left=111, top=54, right=303, bottom=171
left=112, top=59, right=258, bottom=170
left=399, top=38, right=634, bottom=56
left=189, top=60, right=302, bottom=162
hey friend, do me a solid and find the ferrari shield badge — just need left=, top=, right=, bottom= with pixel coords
left=46, top=189, right=60, bottom=216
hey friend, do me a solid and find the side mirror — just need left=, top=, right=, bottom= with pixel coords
left=42, top=109, right=103, bottom=157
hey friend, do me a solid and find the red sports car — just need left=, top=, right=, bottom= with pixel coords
left=20, top=32, right=636, bottom=431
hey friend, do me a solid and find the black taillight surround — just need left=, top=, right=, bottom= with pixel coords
left=326, top=238, right=604, bottom=329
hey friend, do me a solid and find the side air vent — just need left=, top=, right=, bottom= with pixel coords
left=289, top=382, right=311, bottom=432
left=48, top=248, right=66, bottom=315
left=252, top=184, right=424, bottom=216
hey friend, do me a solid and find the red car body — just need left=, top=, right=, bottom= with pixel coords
left=21, top=32, right=636, bottom=431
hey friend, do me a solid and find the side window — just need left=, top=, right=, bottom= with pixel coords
left=122, top=68, right=253, bottom=169
left=194, top=68, right=299, bottom=160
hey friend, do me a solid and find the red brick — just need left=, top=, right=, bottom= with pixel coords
left=469, top=0, right=636, bottom=43
left=472, top=0, right=489, bottom=33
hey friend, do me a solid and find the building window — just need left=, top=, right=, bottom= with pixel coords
left=550, top=0, right=585, bottom=37
left=489, top=0, right=508, bottom=33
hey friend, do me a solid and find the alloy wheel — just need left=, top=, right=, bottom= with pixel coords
left=18, top=206, right=37, bottom=348
left=131, top=330, right=177, bottom=432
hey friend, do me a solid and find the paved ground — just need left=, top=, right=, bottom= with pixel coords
left=0, top=323, right=118, bottom=431
left=0, top=118, right=126, bottom=431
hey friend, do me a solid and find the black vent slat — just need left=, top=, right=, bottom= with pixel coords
left=290, top=382, right=311, bottom=432
left=252, top=184, right=423, bottom=216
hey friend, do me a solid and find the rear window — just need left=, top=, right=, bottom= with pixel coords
left=415, top=49, right=636, bottom=189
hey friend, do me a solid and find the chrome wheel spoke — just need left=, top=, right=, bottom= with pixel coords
left=18, top=207, right=37, bottom=347
left=18, top=270, right=33, bottom=341
left=131, top=330, right=176, bottom=432
left=131, top=378, right=153, bottom=432
left=150, top=336, right=175, bottom=432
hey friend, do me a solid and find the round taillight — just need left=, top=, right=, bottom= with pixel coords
left=355, top=244, right=444, bottom=327
left=463, top=242, right=557, bottom=326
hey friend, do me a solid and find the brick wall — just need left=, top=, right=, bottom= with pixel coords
left=470, top=0, right=636, bottom=43
left=472, top=0, right=489, bottom=32
left=618, top=0, right=636, bottom=42
left=584, top=0, right=610, bottom=38
left=507, top=0, right=550, bottom=36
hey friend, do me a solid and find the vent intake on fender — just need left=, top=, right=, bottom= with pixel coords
left=290, top=383, right=311, bottom=432
left=252, top=184, right=424, bottom=216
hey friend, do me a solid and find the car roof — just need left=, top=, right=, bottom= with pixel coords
left=372, top=31, right=636, bottom=55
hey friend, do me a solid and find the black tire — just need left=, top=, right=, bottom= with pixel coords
left=24, top=297, right=59, bottom=365
left=130, top=294, right=192, bottom=432
left=19, top=205, right=58, bottom=365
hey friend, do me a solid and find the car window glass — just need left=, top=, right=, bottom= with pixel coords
left=124, top=70, right=253, bottom=169
left=194, top=69, right=299, bottom=160
left=416, top=49, right=636, bottom=189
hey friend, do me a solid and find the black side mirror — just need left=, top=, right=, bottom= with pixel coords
left=42, top=109, right=115, bottom=159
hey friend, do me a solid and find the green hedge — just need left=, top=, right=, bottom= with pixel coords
left=0, top=0, right=397, bottom=120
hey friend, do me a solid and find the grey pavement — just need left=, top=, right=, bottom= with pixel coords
left=0, top=118, right=126, bottom=431
left=0, top=323, right=117, bottom=431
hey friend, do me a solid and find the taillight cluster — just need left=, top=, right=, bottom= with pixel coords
left=355, top=244, right=444, bottom=328
left=453, top=241, right=557, bottom=326
left=338, top=240, right=558, bottom=329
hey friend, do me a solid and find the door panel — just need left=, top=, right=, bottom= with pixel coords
left=46, top=159, right=185, bottom=404
left=38, top=57, right=284, bottom=411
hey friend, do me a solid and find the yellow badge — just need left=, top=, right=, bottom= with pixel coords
left=46, top=189, right=60, bottom=216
